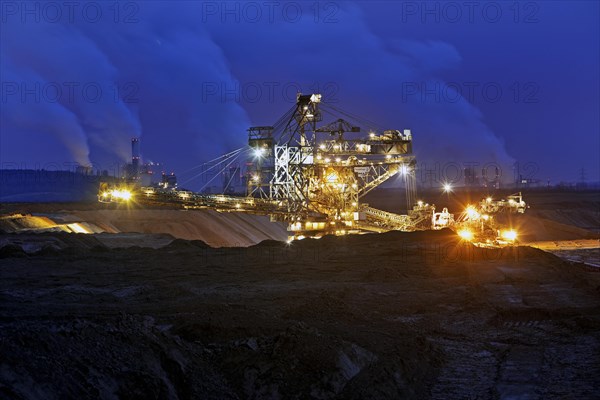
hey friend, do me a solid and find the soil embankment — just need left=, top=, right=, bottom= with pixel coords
left=0, top=191, right=599, bottom=398
left=0, top=209, right=289, bottom=247
left=1, top=230, right=600, bottom=398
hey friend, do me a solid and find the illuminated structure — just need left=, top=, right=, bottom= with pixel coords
left=243, top=93, right=431, bottom=237
left=98, top=93, right=527, bottom=244
left=452, top=193, right=526, bottom=245
left=123, top=137, right=155, bottom=186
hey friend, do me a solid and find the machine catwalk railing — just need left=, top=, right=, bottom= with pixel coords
left=98, top=92, right=527, bottom=244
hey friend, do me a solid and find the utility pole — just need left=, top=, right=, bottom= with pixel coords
left=579, top=167, right=586, bottom=184
left=578, top=167, right=587, bottom=190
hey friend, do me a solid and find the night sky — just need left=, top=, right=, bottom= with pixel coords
left=1, top=1, right=598, bottom=189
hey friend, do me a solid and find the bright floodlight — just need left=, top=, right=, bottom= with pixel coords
left=465, top=206, right=480, bottom=220
left=111, top=189, right=132, bottom=201
left=443, top=183, right=453, bottom=193
left=458, top=229, right=473, bottom=241
left=120, top=190, right=132, bottom=201
left=501, top=230, right=518, bottom=241
left=253, top=147, right=265, bottom=158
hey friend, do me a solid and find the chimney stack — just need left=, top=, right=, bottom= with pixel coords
left=132, top=137, right=140, bottom=171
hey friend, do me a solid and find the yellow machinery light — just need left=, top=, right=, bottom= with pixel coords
left=465, top=205, right=480, bottom=220
left=458, top=229, right=473, bottom=241
left=110, top=189, right=132, bottom=201
left=501, top=230, right=518, bottom=241
left=486, top=197, right=492, bottom=202
left=120, top=190, right=132, bottom=201
left=417, top=200, right=423, bottom=207
left=326, top=172, right=338, bottom=183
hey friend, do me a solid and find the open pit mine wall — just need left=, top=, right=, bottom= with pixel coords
left=0, top=209, right=290, bottom=248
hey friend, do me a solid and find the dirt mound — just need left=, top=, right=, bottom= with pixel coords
left=1, top=227, right=600, bottom=398
left=0, top=214, right=57, bottom=231
left=0, top=315, right=236, bottom=400
left=0, top=193, right=598, bottom=397
left=0, top=209, right=289, bottom=247
left=94, top=232, right=176, bottom=249
left=0, top=244, right=27, bottom=258
left=0, top=232, right=107, bottom=255
left=71, top=209, right=289, bottom=247
left=162, top=238, right=210, bottom=251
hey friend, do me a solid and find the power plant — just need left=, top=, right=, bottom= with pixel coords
left=99, top=93, right=526, bottom=244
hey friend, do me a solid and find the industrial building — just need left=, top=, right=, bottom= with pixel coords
left=99, top=93, right=526, bottom=245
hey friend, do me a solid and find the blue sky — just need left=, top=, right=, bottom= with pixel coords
left=1, top=1, right=598, bottom=187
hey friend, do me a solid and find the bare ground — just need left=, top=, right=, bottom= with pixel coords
left=1, top=229, right=600, bottom=399
left=0, top=190, right=599, bottom=399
